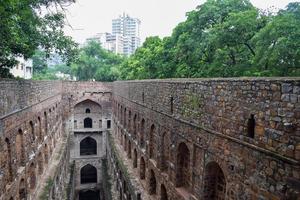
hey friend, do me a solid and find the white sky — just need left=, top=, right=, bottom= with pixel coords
left=63, top=0, right=298, bottom=44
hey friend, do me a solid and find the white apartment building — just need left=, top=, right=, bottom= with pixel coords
left=112, top=13, right=141, bottom=56
left=86, top=13, right=141, bottom=56
left=87, top=32, right=124, bottom=55
left=10, top=57, right=33, bottom=79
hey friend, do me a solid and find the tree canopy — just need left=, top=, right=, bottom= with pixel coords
left=0, top=0, right=77, bottom=78
left=70, top=40, right=124, bottom=81
left=119, top=0, right=300, bottom=79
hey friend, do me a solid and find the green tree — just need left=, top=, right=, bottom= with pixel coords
left=71, top=40, right=124, bottom=81
left=32, top=50, right=48, bottom=75
left=252, top=2, right=300, bottom=76
left=118, top=0, right=300, bottom=79
left=0, top=0, right=78, bottom=78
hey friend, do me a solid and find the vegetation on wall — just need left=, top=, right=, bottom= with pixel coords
left=40, top=178, right=54, bottom=200
left=102, top=158, right=113, bottom=200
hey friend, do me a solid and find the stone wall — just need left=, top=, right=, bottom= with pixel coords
left=0, top=79, right=112, bottom=200
left=0, top=80, right=64, bottom=200
left=112, top=78, right=300, bottom=200
left=0, top=79, right=62, bottom=117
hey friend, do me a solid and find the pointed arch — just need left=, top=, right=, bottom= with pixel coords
left=140, top=118, right=145, bottom=147
left=16, top=129, right=25, bottom=166
left=176, top=142, right=190, bottom=188
left=128, top=140, right=132, bottom=159
left=44, top=111, right=48, bottom=135
left=5, top=138, right=13, bottom=182
left=161, top=132, right=168, bottom=171
left=161, top=184, right=168, bottom=200
left=133, top=149, right=137, bottom=168
left=149, top=169, right=157, bottom=195
left=19, top=178, right=26, bottom=200
left=29, top=163, right=36, bottom=190
left=38, top=116, right=42, bottom=141
left=140, top=157, right=146, bottom=180
left=203, top=162, right=226, bottom=200
left=44, top=144, right=49, bottom=164
left=81, top=164, right=97, bottom=184
left=149, top=124, right=155, bottom=159
left=133, top=114, right=137, bottom=136
left=80, top=137, right=97, bottom=155
left=29, top=121, right=35, bottom=141
left=84, top=117, right=93, bottom=128
left=38, top=152, right=43, bottom=175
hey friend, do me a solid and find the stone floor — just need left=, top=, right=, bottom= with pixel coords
left=33, top=125, right=69, bottom=199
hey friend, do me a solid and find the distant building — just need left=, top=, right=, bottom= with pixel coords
left=87, top=13, right=141, bottom=56
left=87, top=32, right=124, bottom=55
left=10, top=57, right=33, bottom=79
left=112, top=13, right=141, bottom=56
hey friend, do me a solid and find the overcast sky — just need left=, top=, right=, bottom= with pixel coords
left=63, top=0, right=298, bottom=44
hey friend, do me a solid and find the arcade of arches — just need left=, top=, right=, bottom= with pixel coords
left=0, top=79, right=299, bottom=200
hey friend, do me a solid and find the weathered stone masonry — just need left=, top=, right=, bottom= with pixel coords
left=111, top=78, right=300, bottom=200
left=1, top=78, right=300, bottom=200
left=0, top=80, right=112, bottom=200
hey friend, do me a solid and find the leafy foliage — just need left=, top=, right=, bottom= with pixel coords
left=0, top=0, right=78, bottom=77
left=71, top=40, right=124, bottom=81
left=119, top=0, right=300, bottom=79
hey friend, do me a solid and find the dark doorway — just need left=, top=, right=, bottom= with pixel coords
left=84, top=117, right=93, bottom=128
left=80, top=137, right=97, bottom=155
left=81, top=164, right=97, bottom=184
left=203, top=162, right=226, bottom=200
left=79, top=190, right=100, bottom=200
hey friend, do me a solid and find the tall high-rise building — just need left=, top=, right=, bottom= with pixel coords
left=112, top=13, right=141, bottom=56
left=86, top=13, right=141, bottom=56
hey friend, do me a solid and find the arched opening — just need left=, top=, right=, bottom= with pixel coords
left=133, top=149, right=137, bottom=168
left=16, top=129, right=25, bottom=166
left=140, top=119, right=145, bottom=148
left=86, top=108, right=91, bottom=113
left=74, top=120, right=77, bottom=129
left=44, top=144, right=49, bottom=164
left=124, top=135, right=127, bottom=151
left=161, top=184, right=168, bottom=200
left=29, top=163, right=36, bottom=190
left=149, top=124, right=155, bottom=159
left=29, top=121, right=35, bottom=141
left=38, top=152, right=43, bottom=175
left=161, top=132, right=168, bottom=171
left=128, top=140, right=132, bottom=159
left=149, top=170, right=157, bottom=195
left=121, top=106, right=123, bottom=124
left=203, top=162, right=226, bottom=200
left=79, top=190, right=100, bottom=200
left=84, top=117, right=93, bottom=128
left=247, top=114, right=255, bottom=138
left=133, top=114, right=137, bottom=136
left=38, top=116, right=42, bottom=141
left=80, top=137, right=97, bottom=155
left=19, top=178, right=26, bottom=200
left=5, top=138, right=13, bottom=182
left=44, top=112, right=48, bottom=135
left=81, top=164, right=97, bottom=184
left=176, top=142, right=190, bottom=188
left=128, top=110, right=131, bottom=130
left=140, top=157, right=146, bottom=180
left=124, top=108, right=127, bottom=128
